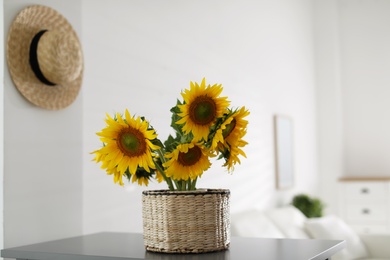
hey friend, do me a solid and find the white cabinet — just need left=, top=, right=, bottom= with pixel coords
left=339, top=177, right=390, bottom=234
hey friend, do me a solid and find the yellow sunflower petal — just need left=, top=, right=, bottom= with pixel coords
left=92, top=109, right=160, bottom=185
left=176, top=79, right=230, bottom=141
left=164, top=142, right=210, bottom=181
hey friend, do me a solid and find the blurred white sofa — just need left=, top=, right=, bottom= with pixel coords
left=231, top=205, right=390, bottom=260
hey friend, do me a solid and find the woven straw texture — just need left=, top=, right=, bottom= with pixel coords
left=142, top=189, right=230, bottom=253
left=7, top=5, right=83, bottom=110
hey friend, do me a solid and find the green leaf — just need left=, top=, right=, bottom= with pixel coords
left=164, top=134, right=180, bottom=153
left=151, top=138, right=164, bottom=149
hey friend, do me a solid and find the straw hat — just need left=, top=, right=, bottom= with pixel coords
left=7, top=5, right=83, bottom=110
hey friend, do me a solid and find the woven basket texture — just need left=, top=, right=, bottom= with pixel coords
left=142, top=189, right=230, bottom=253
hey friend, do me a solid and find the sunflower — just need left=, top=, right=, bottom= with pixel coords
left=92, top=79, right=250, bottom=190
left=92, top=109, right=160, bottom=185
left=111, top=168, right=126, bottom=186
left=222, top=131, right=248, bottom=172
left=92, top=150, right=126, bottom=186
left=176, top=78, right=230, bottom=142
left=218, top=107, right=250, bottom=172
left=209, top=114, right=234, bottom=151
left=155, top=170, right=165, bottom=183
left=163, top=142, right=211, bottom=181
left=221, top=107, right=249, bottom=147
left=129, top=167, right=155, bottom=186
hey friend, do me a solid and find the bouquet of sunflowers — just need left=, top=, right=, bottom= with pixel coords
left=92, top=78, right=249, bottom=191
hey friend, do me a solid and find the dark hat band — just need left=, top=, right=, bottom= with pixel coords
left=29, top=30, right=56, bottom=86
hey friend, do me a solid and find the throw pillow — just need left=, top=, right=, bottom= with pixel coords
left=265, top=205, right=311, bottom=238
left=231, top=210, right=285, bottom=238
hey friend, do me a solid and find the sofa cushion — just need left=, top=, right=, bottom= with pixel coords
left=359, top=259, right=389, bottom=260
left=231, top=209, right=285, bottom=238
left=360, top=234, right=390, bottom=258
left=264, top=205, right=310, bottom=239
left=305, top=215, right=369, bottom=260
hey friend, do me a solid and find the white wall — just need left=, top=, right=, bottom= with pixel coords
left=314, top=0, right=344, bottom=215
left=3, top=0, right=83, bottom=247
left=82, top=0, right=318, bottom=235
left=0, top=0, right=4, bottom=252
left=339, top=0, right=390, bottom=176
left=315, top=0, right=390, bottom=215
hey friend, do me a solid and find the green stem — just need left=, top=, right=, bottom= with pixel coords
left=155, top=149, right=174, bottom=191
left=154, top=162, right=174, bottom=191
left=174, top=180, right=181, bottom=191
left=190, top=178, right=198, bottom=190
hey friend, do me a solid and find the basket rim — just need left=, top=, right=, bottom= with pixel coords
left=142, top=188, right=230, bottom=196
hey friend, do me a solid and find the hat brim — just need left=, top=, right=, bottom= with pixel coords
left=7, top=5, right=83, bottom=110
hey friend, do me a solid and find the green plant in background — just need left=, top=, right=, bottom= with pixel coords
left=292, top=194, right=325, bottom=218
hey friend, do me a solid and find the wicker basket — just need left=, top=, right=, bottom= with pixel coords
left=142, top=189, right=230, bottom=253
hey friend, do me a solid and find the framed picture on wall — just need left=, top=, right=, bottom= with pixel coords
left=274, top=115, right=294, bottom=189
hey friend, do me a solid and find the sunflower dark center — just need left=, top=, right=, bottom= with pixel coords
left=222, top=119, right=237, bottom=138
left=178, top=146, right=202, bottom=166
left=189, top=96, right=217, bottom=125
left=117, top=127, right=146, bottom=157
